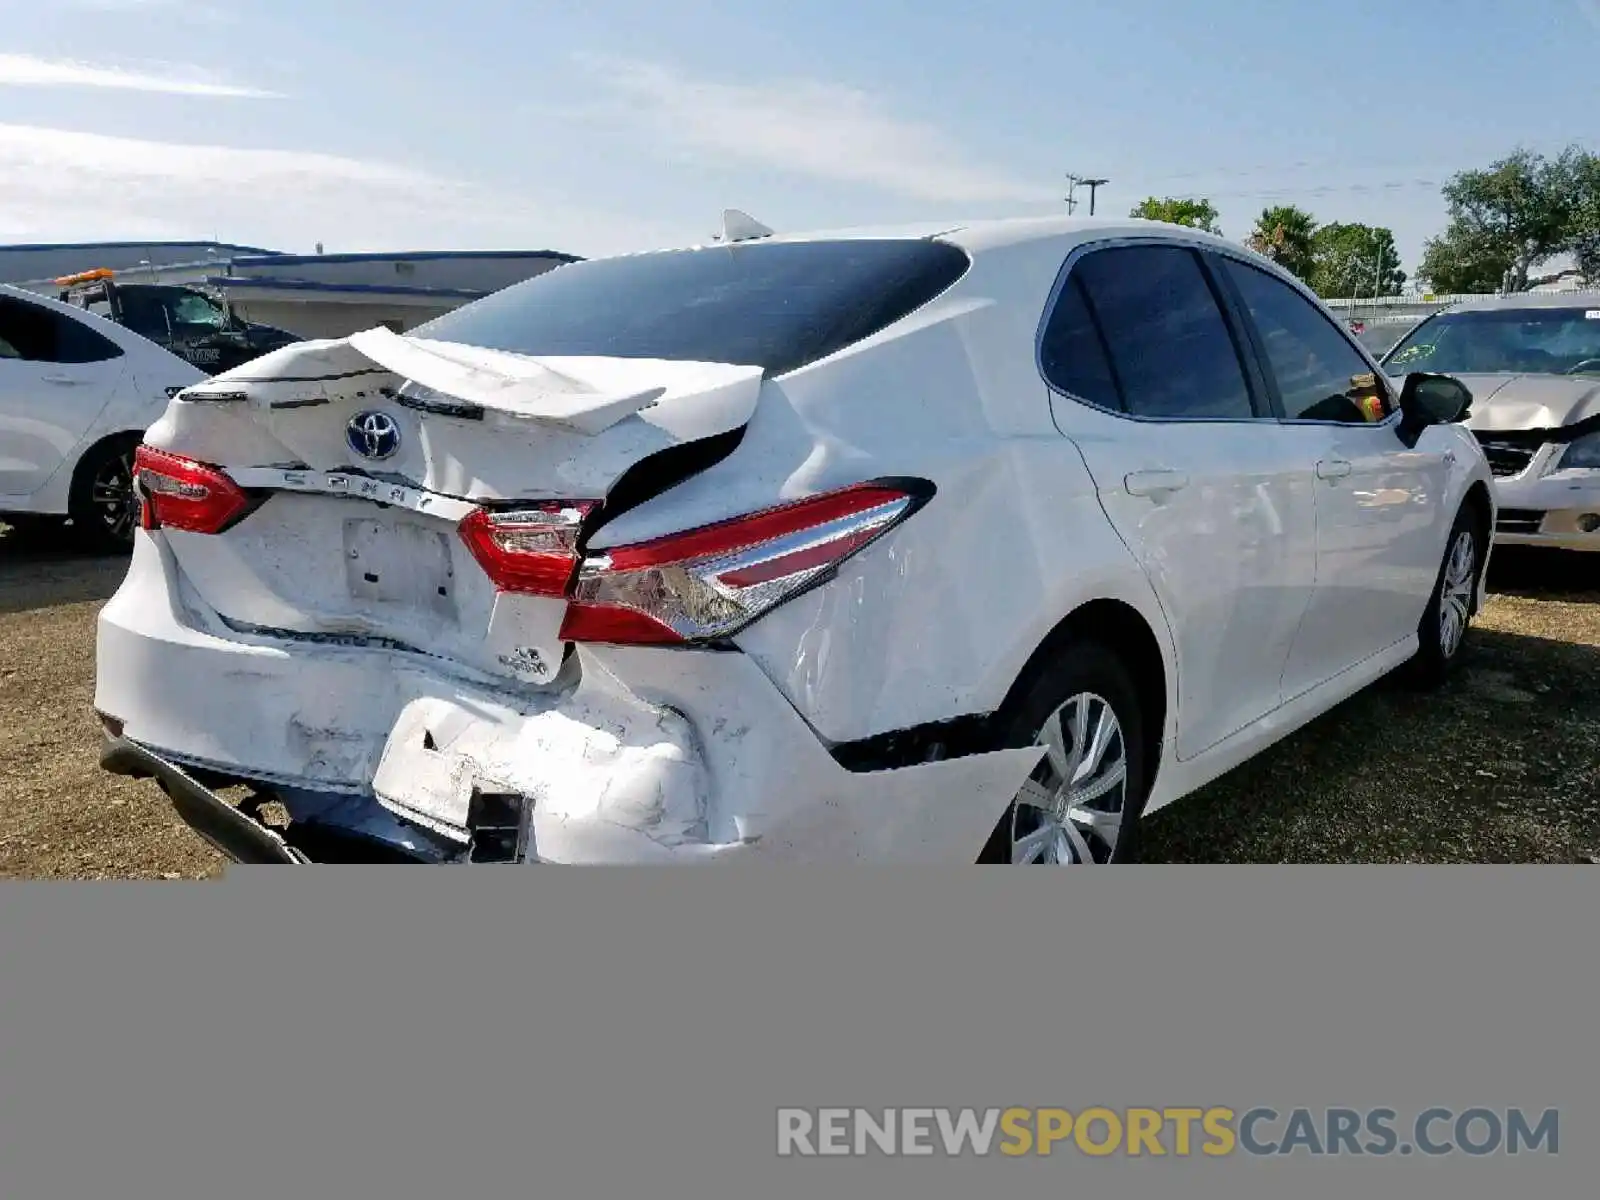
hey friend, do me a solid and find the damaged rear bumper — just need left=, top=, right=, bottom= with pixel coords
left=100, top=733, right=463, bottom=863
left=96, top=535, right=1045, bottom=864
left=102, top=735, right=313, bottom=864
left=102, top=728, right=1045, bottom=867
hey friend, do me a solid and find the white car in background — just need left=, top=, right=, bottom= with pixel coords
left=1, top=285, right=205, bottom=551
left=95, top=217, right=1494, bottom=865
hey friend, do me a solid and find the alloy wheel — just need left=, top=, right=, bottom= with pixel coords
left=1439, top=529, right=1475, bottom=659
left=1010, top=691, right=1128, bottom=864
left=90, top=449, right=139, bottom=546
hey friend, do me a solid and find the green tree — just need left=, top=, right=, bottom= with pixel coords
left=1310, top=223, right=1406, bottom=298
left=1129, top=196, right=1221, bottom=234
left=1244, top=205, right=1319, bottom=281
left=1418, top=228, right=1514, bottom=295
left=1421, top=147, right=1575, bottom=292
left=1556, top=148, right=1600, bottom=282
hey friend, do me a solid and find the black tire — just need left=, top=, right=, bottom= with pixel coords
left=1406, top=503, right=1484, bottom=689
left=67, top=435, right=141, bottom=555
left=978, top=641, right=1150, bottom=864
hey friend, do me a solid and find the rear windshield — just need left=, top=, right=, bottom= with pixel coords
left=411, top=237, right=971, bottom=377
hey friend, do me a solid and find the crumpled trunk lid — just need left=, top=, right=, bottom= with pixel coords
left=141, top=327, right=762, bottom=687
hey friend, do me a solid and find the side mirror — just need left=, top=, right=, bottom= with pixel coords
left=1397, top=372, right=1472, bottom=447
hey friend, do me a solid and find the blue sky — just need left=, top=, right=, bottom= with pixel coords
left=2, top=0, right=1597, bottom=275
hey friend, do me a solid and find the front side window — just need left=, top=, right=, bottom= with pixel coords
left=1063, top=244, right=1256, bottom=420
left=0, top=296, right=124, bottom=364
left=1219, top=257, right=1392, bottom=423
left=117, top=292, right=173, bottom=341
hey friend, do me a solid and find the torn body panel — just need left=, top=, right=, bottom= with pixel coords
left=156, top=331, right=765, bottom=498
left=137, top=330, right=766, bottom=688
left=97, top=531, right=1044, bottom=863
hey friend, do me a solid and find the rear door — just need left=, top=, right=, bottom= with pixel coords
left=0, top=294, right=127, bottom=498
left=1043, top=242, right=1319, bottom=760
left=1211, top=253, right=1445, bottom=697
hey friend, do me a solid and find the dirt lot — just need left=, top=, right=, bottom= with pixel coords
left=2, top=525, right=1598, bottom=875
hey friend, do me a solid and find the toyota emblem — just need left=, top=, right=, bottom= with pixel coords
left=346, top=410, right=401, bottom=461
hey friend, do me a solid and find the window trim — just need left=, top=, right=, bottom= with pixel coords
left=1035, top=235, right=1274, bottom=425
left=1202, top=246, right=1401, bottom=432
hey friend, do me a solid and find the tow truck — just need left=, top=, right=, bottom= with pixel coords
left=55, top=269, right=302, bottom=375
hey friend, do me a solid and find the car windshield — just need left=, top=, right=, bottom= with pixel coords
left=168, top=291, right=226, bottom=328
left=410, top=238, right=972, bottom=377
left=1383, top=307, right=1600, bottom=375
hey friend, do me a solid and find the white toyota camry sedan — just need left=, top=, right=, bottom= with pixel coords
left=93, top=216, right=1495, bottom=865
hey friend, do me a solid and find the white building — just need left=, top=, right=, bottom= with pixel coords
left=0, top=241, right=275, bottom=286
left=203, top=249, right=580, bottom=337
left=2, top=241, right=580, bottom=339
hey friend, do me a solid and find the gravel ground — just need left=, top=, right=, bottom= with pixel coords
left=1, top=525, right=1597, bottom=875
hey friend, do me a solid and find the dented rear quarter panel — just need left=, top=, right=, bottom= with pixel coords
left=591, top=240, right=1178, bottom=750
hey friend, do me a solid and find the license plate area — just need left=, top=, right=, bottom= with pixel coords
left=343, top=517, right=457, bottom=618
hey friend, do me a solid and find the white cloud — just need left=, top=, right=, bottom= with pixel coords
left=573, top=55, right=1053, bottom=206
left=57, top=0, right=236, bottom=22
left=0, top=53, right=274, bottom=98
left=0, top=124, right=678, bottom=258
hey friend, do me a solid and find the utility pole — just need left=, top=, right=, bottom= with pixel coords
left=1066, top=173, right=1109, bottom=216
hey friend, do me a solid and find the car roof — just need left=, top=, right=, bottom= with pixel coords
left=697, top=214, right=1240, bottom=254
left=1444, top=291, right=1600, bottom=313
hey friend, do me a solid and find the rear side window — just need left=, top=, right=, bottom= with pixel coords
left=1039, top=275, right=1121, bottom=410
left=1042, top=245, right=1256, bottom=421
left=0, top=296, right=124, bottom=364
left=1073, top=246, right=1254, bottom=420
left=411, top=238, right=971, bottom=377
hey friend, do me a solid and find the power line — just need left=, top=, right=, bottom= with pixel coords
left=1120, top=138, right=1600, bottom=186
left=1151, top=178, right=1443, bottom=201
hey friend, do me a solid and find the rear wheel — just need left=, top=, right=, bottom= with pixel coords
left=978, top=642, right=1149, bottom=864
left=68, top=436, right=141, bottom=554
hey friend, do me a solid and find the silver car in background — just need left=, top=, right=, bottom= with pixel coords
left=1382, top=293, right=1600, bottom=551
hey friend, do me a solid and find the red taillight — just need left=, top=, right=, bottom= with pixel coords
left=457, top=502, right=598, bottom=597
left=559, top=481, right=929, bottom=646
left=133, top=445, right=251, bottom=534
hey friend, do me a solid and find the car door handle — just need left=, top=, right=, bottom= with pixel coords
left=1124, top=469, right=1189, bottom=497
left=1316, top=459, right=1353, bottom=480
left=42, top=374, right=83, bottom=386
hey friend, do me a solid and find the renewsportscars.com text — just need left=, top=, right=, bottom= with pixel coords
left=776, top=1106, right=1560, bottom=1158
